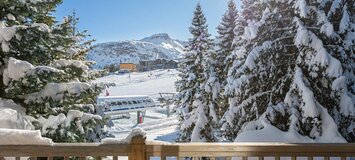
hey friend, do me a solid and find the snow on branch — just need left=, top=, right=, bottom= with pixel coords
left=3, top=57, right=64, bottom=85
left=223, top=91, right=270, bottom=129
left=242, top=8, right=271, bottom=40
left=294, top=18, right=343, bottom=77
left=51, top=59, right=89, bottom=72
left=0, top=22, right=50, bottom=52
left=339, top=4, right=350, bottom=34
left=331, top=76, right=355, bottom=116
left=291, top=67, right=320, bottom=118
left=3, top=57, right=34, bottom=85
left=33, top=109, right=102, bottom=136
left=244, top=41, right=272, bottom=70
left=0, top=24, right=16, bottom=52
left=25, top=82, right=91, bottom=103
left=0, top=98, right=34, bottom=130
left=295, top=0, right=309, bottom=18
left=0, top=129, right=53, bottom=145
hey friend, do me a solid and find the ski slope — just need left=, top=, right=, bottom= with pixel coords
left=95, top=69, right=178, bottom=97
left=94, top=69, right=180, bottom=142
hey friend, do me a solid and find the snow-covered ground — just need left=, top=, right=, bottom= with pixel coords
left=94, top=69, right=180, bottom=142
left=95, top=69, right=178, bottom=97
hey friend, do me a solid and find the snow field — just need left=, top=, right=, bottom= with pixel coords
left=94, top=69, right=180, bottom=142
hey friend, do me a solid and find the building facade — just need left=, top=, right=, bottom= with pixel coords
left=119, top=63, right=137, bottom=72
left=137, top=59, right=178, bottom=72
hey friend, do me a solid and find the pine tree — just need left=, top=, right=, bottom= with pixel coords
left=215, top=0, right=239, bottom=119
left=308, top=0, right=355, bottom=142
left=216, top=0, right=238, bottom=77
left=222, top=0, right=275, bottom=141
left=199, top=49, right=222, bottom=141
left=176, top=3, right=216, bottom=142
left=0, top=0, right=107, bottom=142
left=222, top=0, right=354, bottom=142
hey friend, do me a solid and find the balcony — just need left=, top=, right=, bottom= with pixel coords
left=1, top=135, right=354, bottom=160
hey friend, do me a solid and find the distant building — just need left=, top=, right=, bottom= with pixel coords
left=166, top=59, right=179, bottom=69
left=119, top=63, right=137, bottom=72
left=138, top=59, right=178, bottom=72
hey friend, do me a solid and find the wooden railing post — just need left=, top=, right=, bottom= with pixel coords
left=129, top=135, right=146, bottom=160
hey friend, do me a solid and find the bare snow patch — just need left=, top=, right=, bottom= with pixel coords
left=102, top=128, right=146, bottom=144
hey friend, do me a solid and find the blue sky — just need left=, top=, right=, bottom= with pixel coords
left=54, top=0, right=240, bottom=43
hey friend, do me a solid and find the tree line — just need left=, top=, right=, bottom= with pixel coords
left=176, top=0, right=355, bottom=143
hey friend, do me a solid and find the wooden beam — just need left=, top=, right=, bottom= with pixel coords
left=1, top=142, right=355, bottom=158
left=0, top=144, right=130, bottom=157
left=129, top=135, right=146, bottom=160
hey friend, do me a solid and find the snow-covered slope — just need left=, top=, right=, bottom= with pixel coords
left=94, top=69, right=180, bottom=142
left=94, top=69, right=179, bottom=98
left=88, top=33, right=186, bottom=68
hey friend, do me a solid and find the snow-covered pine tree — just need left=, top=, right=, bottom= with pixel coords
left=222, top=0, right=275, bottom=141
left=222, top=0, right=354, bottom=142
left=215, top=0, right=239, bottom=119
left=302, top=0, right=355, bottom=142
left=0, top=0, right=106, bottom=142
left=199, top=49, right=222, bottom=141
left=176, top=3, right=217, bottom=142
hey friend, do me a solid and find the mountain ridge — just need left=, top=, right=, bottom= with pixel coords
left=87, top=33, right=186, bottom=68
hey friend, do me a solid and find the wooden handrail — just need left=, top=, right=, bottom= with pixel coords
left=0, top=136, right=355, bottom=160
left=0, top=143, right=130, bottom=157
left=146, top=142, right=355, bottom=157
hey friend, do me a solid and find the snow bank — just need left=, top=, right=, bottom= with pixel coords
left=316, top=107, right=347, bottom=142
left=236, top=92, right=347, bottom=144
left=235, top=119, right=346, bottom=143
left=236, top=120, right=313, bottom=143
left=0, top=129, right=53, bottom=145
left=102, top=128, right=146, bottom=144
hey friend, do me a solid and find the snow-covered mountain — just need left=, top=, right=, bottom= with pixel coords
left=87, top=33, right=186, bottom=68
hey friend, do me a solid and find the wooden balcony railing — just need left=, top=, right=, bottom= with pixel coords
left=0, top=135, right=355, bottom=160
